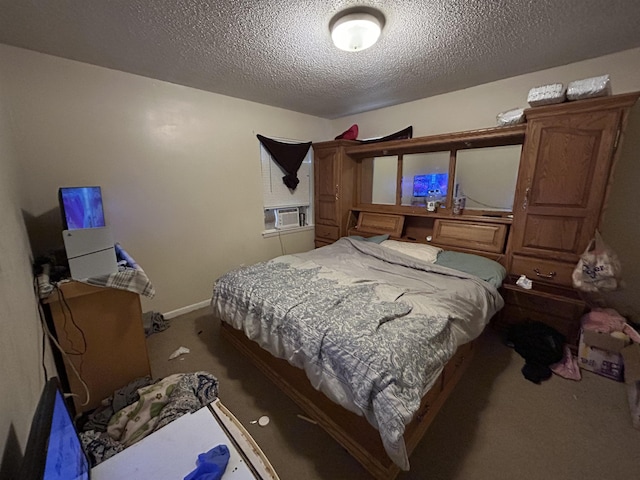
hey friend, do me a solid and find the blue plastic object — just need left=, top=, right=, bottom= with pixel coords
left=184, top=444, right=230, bottom=480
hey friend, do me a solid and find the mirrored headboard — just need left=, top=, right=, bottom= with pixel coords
left=348, top=125, right=525, bottom=216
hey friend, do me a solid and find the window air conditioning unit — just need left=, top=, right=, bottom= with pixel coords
left=275, top=207, right=300, bottom=229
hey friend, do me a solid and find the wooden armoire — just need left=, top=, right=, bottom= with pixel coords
left=312, top=92, right=639, bottom=347
left=312, top=140, right=357, bottom=248
left=502, top=93, right=639, bottom=344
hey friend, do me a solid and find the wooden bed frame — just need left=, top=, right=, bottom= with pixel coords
left=221, top=321, right=475, bottom=480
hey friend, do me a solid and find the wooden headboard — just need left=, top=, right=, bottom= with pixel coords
left=347, top=210, right=508, bottom=264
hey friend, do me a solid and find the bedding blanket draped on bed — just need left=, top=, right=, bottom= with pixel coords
left=211, top=238, right=503, bottom=469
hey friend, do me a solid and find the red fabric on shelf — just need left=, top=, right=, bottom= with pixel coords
left=335, top=124, right=358, bottom=140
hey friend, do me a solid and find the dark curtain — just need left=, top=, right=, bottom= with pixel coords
left=257, top=134, right=311, bottom=190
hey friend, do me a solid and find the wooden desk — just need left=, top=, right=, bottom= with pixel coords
left=43, top=281, right=151, bottom=413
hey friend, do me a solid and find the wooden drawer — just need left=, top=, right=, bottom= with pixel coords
left=442, top=341, right=473, bottom=388
left=502, top=287, right=583, bottom=319
left=315, top=224, right=339, bottom=242
left=432, top=219, right=507, bottom=253
left=510, top=254, right=575, bottom=287
left=500, top=304, right=581, bottom=347
left=496, top=280, right=587, bottom=349
left=412, top=374, right=442, bottom=424
left=355, top=212, right=404, bottom=237
left=314, top=239, right=333, bottom=249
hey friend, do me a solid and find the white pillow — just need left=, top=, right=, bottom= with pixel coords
left=379, top=240, right=442, bottom=264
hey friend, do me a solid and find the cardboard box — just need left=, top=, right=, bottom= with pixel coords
left=582, top=329, right=631, bottom=353
left=622, top=343, right=640, bottom=384
left=578, top=331, right=625, bottom=381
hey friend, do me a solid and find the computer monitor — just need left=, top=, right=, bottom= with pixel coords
left=18, top=377, right=91, bottom=480
left=412, top=173, right=448, bottom=198
left=58, top=186, right=106, bottom=230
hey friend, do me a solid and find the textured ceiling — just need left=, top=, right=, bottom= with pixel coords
left=1, top=1, right=640, bottom=119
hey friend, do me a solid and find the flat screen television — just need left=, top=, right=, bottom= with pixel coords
left=18, top=377, right=91, bottom=480
left=58, top=186, right=106, bottom=230
left=412, top=173, right=448, bottom=198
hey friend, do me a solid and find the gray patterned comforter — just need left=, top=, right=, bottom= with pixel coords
left=211, top=237, right=503, bottom=469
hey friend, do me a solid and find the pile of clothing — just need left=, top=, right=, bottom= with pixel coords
left=507, top=321, right=572, bottom=384
left=78, top=371, right=219, bottom=466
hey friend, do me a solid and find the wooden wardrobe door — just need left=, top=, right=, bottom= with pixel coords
left=314, top=146, right=340, bottom=227
left=511, top=108, right=621, bottom=263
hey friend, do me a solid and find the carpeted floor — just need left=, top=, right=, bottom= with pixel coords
left=146, top=308, right=640, bottom=480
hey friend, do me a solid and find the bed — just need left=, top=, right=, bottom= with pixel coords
left=211, top=236, right=505, bottom=479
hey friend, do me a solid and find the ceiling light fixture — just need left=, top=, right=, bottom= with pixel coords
left=330, top=8, right=385, bottom=52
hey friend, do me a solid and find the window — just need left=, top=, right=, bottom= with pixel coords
left=260, top=139, right=313, bottom=234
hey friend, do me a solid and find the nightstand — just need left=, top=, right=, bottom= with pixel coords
left=495, top=275, right=588, bottom=350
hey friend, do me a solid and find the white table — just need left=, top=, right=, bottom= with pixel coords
left=91, top=399, right=279, bottom=480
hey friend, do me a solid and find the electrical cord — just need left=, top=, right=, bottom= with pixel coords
left=463, top=194, right=504, bottom=210
left=36, top=279, right=91, bottom=407
left=41, top=320, right=48, bottom=383
left=55, top=285, right=87, bottom=356
left=34, top=276, right=48, bottom=384
left=39, top=300, right=91, bottom=407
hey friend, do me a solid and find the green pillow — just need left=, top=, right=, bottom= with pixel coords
left=348, top=234, right=390, bottom=244
left=435, top=250, right=506, bottom=289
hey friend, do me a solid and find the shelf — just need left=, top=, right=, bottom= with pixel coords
left=501, top=275, right=585, bottom=305
left=344, top=125, right=526, bottom=158
left=351, top=205, right=513, bottom=224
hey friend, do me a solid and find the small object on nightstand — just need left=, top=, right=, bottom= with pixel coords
left=516, top=275, right=532, bottom=290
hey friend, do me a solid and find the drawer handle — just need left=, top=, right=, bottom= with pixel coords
left=417, top=403, right=431, bottom=422
left=533, top=268, right=556, bottom=279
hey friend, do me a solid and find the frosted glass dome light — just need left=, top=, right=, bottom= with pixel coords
left=331, top=12, right=383, bottom=52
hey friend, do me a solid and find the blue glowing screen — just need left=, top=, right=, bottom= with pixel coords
left=59, top=186, right=106, bottom=230
left=43, top=390, right=89, bottom=480
left=412, top=173, right=448, bottom=197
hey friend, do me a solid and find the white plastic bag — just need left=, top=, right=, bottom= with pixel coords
left=496, top=107, right=525, bottom=126
left=572, top=230, right=622, bottom=292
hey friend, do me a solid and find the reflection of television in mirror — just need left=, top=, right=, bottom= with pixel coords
left=413, top=173, right=448, bottom=197
left=18, top=377, right=90, bottom=480
left=58, top=186, right=106, bottom=230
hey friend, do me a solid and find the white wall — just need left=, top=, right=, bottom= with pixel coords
left=333, top=48, right=640, bottom=138
left=333, top=47, right=640, bottom=319
left=0, top=45, right=331, bottom=316
left=0, top=69, right=57, bottom=479
left=0, top=45, right=330, bottom=473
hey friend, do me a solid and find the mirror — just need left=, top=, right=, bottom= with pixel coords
left=454, top=145, right=522, bottom=212
left=359, top=144, right=522, bottom=213
left=401, top=152, right=450, bottom=206
left=361, top=156, right=398, bottom=205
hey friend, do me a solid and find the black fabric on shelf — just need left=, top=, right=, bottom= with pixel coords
left=257, top=134, right=311, bottom=190
left=355, top=126, right=413, bottom=144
